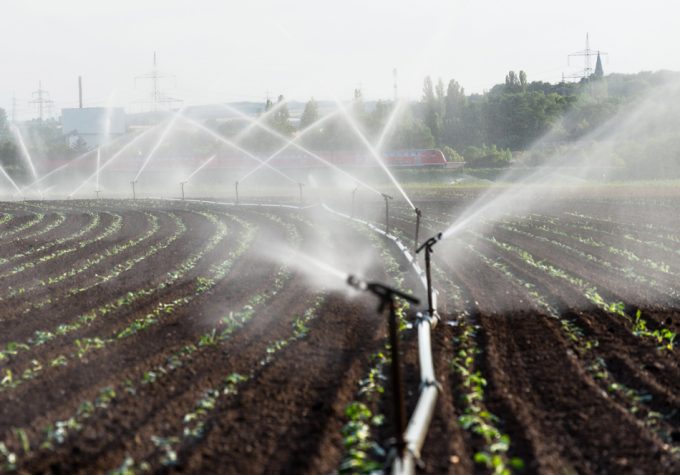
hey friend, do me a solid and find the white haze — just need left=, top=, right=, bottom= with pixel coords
left=2, top=0, right=680, bottom=116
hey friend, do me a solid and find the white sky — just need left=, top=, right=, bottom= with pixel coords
left=1, top=0, right=679, bottom=119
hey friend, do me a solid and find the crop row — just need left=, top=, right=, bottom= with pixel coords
left=461, top=238, right=680, bottom=456
left=0, top=208, right=307, bottom=471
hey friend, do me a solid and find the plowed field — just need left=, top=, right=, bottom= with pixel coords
left=0, top=196, right=678, bottom=475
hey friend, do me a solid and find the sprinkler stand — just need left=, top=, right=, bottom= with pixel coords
left=382, top=193, right=393, bottom=234
left=347, top=275, right=419, bottom=460
left=95, top=189, right=101, bottom=200
left=414, top=208, right=422, bottom=252
left=416, top=233, right=443, bottom=319
left=235, top=181, right=239, bottom=205
left=130, top=180, right=138, bottom=200
left=351, top=186, right=359, bottom=218
left=180, top=181, right=186, bottom=201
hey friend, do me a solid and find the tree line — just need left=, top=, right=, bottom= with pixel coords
left=2, top=69, right=678, bottom=177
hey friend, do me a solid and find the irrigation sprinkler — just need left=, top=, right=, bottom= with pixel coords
left=235, top=181, right=239, bottom=205
left=382, top=193, right=393, bottom=234
left=95, top=189, right=101, bottom=200
left=130, top=180, right=138, bottom=200
left=180, top=181, right=187, bottom=201
left=351, top=186, right=359, bottom=218
left=414, top=208, right=422, bottom=252
left=416, top=233, right=443, bottom=319
left=298, top=182, right=305, bottom=204
left=347, top=275, right=420, bottom=460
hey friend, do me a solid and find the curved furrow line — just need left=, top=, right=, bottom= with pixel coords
left=0, top=210, right=227, bottom=387
left=447, top=238, right=677, bottom=473
left=475, top=230, right=677, bottom=351
left=458, top=234, right=680, bottom=457
left=0, top=211, right=99, bottom=267
left=0, top=210, right=298, bottom=472
left=5, top=211, right=165, bottom=320
left=0, top=211, right=182, bottom=351
left=0, top=211, right=45, bottom=242
left=482, top=226, right=679, bottom=345
left=503, top=218, right=680, bottom=296
left=156, top=209, right=393, bottom=475
left=0, top=212, right=13, bottom=227
left=529, top=213, right=680, bottom=277
left=1, top=211, right=66, bottom=246
left=0, top=211, right=123, bottom=299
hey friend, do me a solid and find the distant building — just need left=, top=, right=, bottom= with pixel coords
left=593, top=52, right=604, bottom=78
left=61, top=107, right=127, bottom=149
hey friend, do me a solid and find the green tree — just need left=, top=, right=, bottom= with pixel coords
left=271, top=95, right=294, bottom=136
left=442, top=79, right=466, bottom=148
left=422, top=76, right=442, bottom=144
left=299, top=97, right=319, bottom=130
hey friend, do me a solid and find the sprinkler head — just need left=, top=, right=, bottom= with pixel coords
left=381, top=193, right=393, bottom=201
left=347, top=274, right=368, bottom=291
left=416, top=232, right=443, bottom=254
left=347, top=274, right=420, bottom=310
left=415, top=208, right=422, bottom=217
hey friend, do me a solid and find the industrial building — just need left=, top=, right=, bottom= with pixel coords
left=61, top=107, right=127, bottom=149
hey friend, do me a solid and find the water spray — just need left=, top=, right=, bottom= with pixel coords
left=414, top=208, right=422, bottom=253
left=415, top=233, right=443, bottom=319
left=298, top=182, right=305, bottom=204
left=382, top=193, right=393, bottom=234
left=178, top=116, right=299, bottom=185
left=130, top=180, right=138, bottom=200
left=351, top=186, right=359, bottom=218
left=335, top=99, right=416, bottom=210
left=347, top=275, right=419, bottom=459
left=69, top=125, right=164, bottom=198
left=10, top=124, right=39, bottom=182
left=218, top=104, right=384, bottom=197
left=237, top=108, right=342, bottom=185
left=0, top=164, right=23, bottom=196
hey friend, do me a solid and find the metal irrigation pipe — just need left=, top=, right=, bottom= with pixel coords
left=347, top=275, right=420, bottom=460
left=415, top=233, right=442, bottom=319
left=180, top=181, right=187, bottom=201
left=382, top=193, right=393, bottom=234
left=130, top=180, right=138, bottom=200
left=414, top=208, right=422, bottom=253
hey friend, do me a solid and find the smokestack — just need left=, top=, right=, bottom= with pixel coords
left=78, top=76, right=83, bottom=108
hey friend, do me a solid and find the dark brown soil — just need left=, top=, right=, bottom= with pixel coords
left=0, top=195, right=679, bottom=475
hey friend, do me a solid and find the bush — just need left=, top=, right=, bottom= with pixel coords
left=441, top=145, right=465, bottom=162
left=463, top=144, right=512, bottom=168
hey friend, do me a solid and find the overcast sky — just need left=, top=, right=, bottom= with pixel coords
left=1, top=0, right=679, bottom=119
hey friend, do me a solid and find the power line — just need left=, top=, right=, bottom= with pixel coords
left=29, top=81, right=54, bottom=120
left=135, top=52, right=183, bottom=112
left=564, top=33, right=608, bottom=81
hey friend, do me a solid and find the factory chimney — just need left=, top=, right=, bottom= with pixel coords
left=78, top=76, right=83, bottom=108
